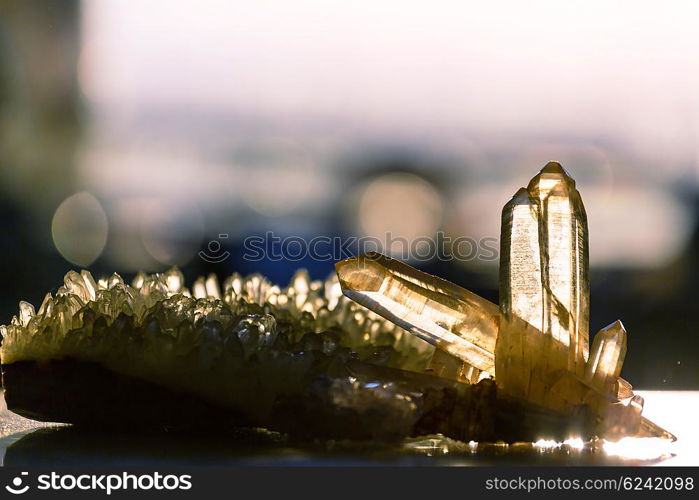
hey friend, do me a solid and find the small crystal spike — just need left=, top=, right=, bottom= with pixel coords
left=132, top=271, right=146, bottom=289
left=164, top=267, right=184, bottom=294
left=192, top=277, right=207, bottom=299
left=80, top=270, right=98, bottom=301
left=336, top=252, right=499, bottom=372
left=18, top=301, right=35, bottom=327
left=291, top=269, right=311, bottom=309
left=586, top=320, right=627, bottom=393
left=108, top=273, right=124, bottom=289
left=223, top=273, right=243, bottom=296
left=205, top=273, right=221, bottom=299
left=64, top=271, right=91, bottom=303
left=37, top=293, right=53, bottom=316
left=324, top=272, right=343, bottom=310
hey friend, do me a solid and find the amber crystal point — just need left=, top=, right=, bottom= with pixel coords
left=336, top=252, right=498, bottom=373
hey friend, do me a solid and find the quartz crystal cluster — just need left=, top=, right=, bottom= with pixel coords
left=1, top=268, right=448, bottom=439
left=0, top=264, right=592, bottom=442
left=1, top=264, right=580, bottom=442
left=1, top=268, right=429, bottom=373
left=0, top=162, right=673, bottom=444
left=336, top=162, right=673, bottom=441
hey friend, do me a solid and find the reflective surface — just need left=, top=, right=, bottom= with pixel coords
left=1, top=391, right=695, bottom=466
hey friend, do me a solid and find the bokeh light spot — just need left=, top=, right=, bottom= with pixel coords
left=357, top=173, right=443, bottom=257
left=52, top=192, right=109, bottom=266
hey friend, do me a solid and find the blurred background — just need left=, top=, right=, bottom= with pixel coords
left=1, top=0, right=697, bottom=388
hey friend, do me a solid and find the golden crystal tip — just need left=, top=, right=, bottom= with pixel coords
left=527, top=161, right=576, bottom=195
left=541, top=161, right=566, bottom=174
left=335, top=252, right=384, bottom=292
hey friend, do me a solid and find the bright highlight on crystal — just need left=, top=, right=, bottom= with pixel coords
left=336, top=252, right=498, bottom=379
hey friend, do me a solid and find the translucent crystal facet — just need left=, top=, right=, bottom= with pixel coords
left=336, top=252, right=499, bottom=374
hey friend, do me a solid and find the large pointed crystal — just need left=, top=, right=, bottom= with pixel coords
left=527, top=162, right=590, bottom=374
left=336, top=252, right=499, bottom=373
left=497, top=162, right=589, bottom=403
left=497, top=187, right=553, bottom=399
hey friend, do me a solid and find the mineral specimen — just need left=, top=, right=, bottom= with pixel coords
left=1, top=267, right=573, bottom=442
left=0, top=162, right=674, bottom=446
left=336, top=162, right=674, bottom=441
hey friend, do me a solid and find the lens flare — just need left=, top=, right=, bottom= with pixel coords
left=52, top=192, right=108, bottom=267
